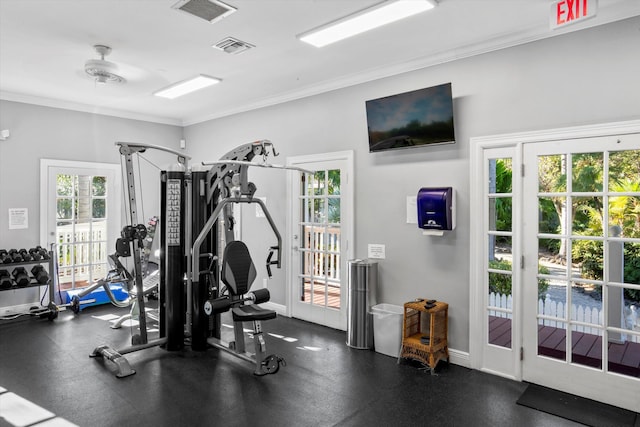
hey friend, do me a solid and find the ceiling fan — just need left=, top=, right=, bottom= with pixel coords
left=84, top=44, right=126, bottom=84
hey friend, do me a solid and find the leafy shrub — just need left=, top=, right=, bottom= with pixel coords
left=488, top=259, right=549, bottom=298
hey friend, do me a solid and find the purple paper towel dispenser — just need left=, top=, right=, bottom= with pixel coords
left=417, top=187, right=455, bottom=231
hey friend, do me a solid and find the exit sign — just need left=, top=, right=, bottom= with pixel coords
left=550, top=0, right=597, bottom=29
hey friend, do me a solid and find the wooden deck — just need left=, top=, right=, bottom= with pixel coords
left=488, top=316, right=640, bottom=377
left=302, top=281, right=341, bottom=309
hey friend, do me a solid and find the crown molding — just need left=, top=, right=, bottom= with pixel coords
left=0, top=91, right=183, bottom=127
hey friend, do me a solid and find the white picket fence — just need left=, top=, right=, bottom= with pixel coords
left=488, top=292, right=639, bottom=343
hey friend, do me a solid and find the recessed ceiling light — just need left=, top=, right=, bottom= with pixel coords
left=298, top=0, right=437, bottom=48
left=153, top=75, right=221, bottom=99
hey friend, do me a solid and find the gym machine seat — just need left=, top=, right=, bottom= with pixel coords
left=205, top=240, right=284, bottom=375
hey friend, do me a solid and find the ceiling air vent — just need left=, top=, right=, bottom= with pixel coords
left=213, top=37, right=255, bottom=55
left=172, top=0, right=236, bottom=24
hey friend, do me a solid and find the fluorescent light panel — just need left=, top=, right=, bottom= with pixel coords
left=298, top=0, right=436, bottom=48
left=154, top=75, right=221, bottom=99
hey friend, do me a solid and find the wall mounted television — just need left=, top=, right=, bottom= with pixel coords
left=366, top=82, right=455, bottom=152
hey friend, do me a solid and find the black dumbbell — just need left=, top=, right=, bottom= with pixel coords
left=8, top=249, right=23, bottom=263
left=12, top=267, right=30, bottom=287
left=31, top=265, right=49, bottom=284
left=35, top=246, right=50, bottom=260
left=0, top=249, right=10, bottom=264
left=18, top=249, right=32, bottom=262
left=29, top=248, right=42, bottom=261
left=0, top=269, right=13, bottom=289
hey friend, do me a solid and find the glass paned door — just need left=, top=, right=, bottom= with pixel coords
left=288, top=152, right=353, bottom=331
left=299, top=169, right=342, bottom=310
left=522, top=135, right=640, bottom=411
left=56, top=174, right=109, bottom=290
left=480, top=147, right=521, bottom=378
left=41, top=160, right=120, bottom=291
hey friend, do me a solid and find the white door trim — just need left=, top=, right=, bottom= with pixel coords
left=285, top=150, right=354, bottom=325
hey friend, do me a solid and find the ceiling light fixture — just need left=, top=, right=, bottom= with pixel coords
left=298, top=0, right=437, bottom=48
left=153, top=75, right=221, bottom=99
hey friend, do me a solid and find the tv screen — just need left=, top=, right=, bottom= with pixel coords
left=366, top=83, right=455, bottom=152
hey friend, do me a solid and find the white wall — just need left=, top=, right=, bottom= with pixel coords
left=184, top=17, right=640, bottom=353
left=0, top=101, right=182, bottom=308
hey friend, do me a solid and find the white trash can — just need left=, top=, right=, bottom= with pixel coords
left=371, top=303, right=403, bottom=357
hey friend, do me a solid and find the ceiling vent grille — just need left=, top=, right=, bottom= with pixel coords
left=213, top=37, right=255, bottom=55
left=172, top=0, right=236, bottom=24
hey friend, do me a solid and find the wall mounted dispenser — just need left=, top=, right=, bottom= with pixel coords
left=417, top=187, right=455, bottom=235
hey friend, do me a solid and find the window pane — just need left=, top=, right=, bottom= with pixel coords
left=57, top=244, right=72, bottom=267
left=314, top=171, right=325, bottom=196
left=92, top=199, right=106, bottom=219
left=538, top=155, right=566, bottom=193
left=74, top=243, right=89, bottom=266
left=488, top=158, right=512, bottom=193
left=609, top=149, right=640, bottom=190
left=56, top=174, right=74, bottom=196
left=91, top=242, right=107, bottom=264
left=488, top=236, right=511, bottom=271
left=572, top=196, right=603, bottom=236
left=92, top=176, right=106, bottom=196
left=540, top=289, right=567, bottom=319
left=538, top=320, right=566, bottom=361
left=571, top=152, right=603, bottom=192
left=572, top=239, right=603, bottom=281
left=609, top=196, right=640, bottom=238
left=328, top=198, right=340, bottom=224
left=538, top=197, right=564, bottom=234
left=489, top=271, right=511, bottom=297
left=489, top=197, right=511, bottom=231
left=313, top=198, right=325, bottom=223
left=571, top=282, right=602, bottom=326
left=538, top=238, right=567, bottom=276
left=327, top=169, right=340, bottom=195
left=488, top=308, right=512, bottom=349
left=301, top=197, right=311, bottom=222
left=57, top=199, right=73, bottom=220
left=571, top=325, right=602, bottom=369
left=622, top=242, right=640, bottom=286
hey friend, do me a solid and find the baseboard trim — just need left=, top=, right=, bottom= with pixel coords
left=262, top=301, right=287, bottom=316
left=448, top=348, right=471, bottom=368
left=0, top=303, right=41, bottom=317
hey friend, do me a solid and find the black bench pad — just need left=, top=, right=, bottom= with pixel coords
left=232, top=305, right=277, bottom=322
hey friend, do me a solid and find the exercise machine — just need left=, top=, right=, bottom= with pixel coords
left=91, top=139, right=296, bottom=377
left=68, top=216, right=159, bottom=325
left=90, top=143, right=187, bottom=377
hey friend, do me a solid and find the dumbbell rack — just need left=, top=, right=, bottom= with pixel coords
left=0, top=248, right=58, bottom=321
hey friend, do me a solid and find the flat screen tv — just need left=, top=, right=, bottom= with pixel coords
left=366, top=82, right=455, bottom=152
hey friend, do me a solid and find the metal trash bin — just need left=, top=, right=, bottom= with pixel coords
left=346, top=259, right=378, bottom=349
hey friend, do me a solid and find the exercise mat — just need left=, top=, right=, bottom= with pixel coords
left=516, top=383, right=638, bottom=427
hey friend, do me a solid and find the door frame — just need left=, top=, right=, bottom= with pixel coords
left=40, top=159, right=122, bottom=287
left=470, top=119, right=640, bottom=381
left=285, top=150, right=354, bottom=330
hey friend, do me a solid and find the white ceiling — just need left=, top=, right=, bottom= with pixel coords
left=1, top=0, right=639, bottom=126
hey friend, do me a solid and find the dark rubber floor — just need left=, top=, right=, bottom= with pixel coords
left=0, top=303, right=593, bottom=427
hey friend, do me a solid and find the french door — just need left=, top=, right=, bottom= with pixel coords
left=472, top=121, right=640, bottom=412
left=40, top=160, right=121, bottom=290
left=286, top=151, right=353, bottom=330
left=522, top=134, right=640, bottom=411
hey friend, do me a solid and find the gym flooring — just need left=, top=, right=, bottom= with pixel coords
left=1, top=303, right=593, bottom=426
